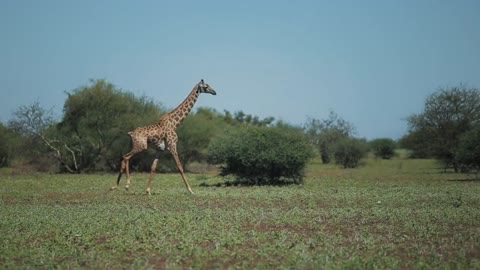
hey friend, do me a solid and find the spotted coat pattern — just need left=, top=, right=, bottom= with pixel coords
left=113, top=80, right=216, bottom=194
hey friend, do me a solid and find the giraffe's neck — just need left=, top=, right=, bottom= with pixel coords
left=166, top=85, right=200, bottom=128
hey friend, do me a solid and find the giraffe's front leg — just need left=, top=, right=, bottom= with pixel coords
left=168, top=142, right=194, bottom=194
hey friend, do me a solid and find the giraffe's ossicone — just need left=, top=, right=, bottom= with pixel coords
left=111, top=79, right=217, bottom=195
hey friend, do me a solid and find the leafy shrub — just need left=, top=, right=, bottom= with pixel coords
left=208, top=125, right=314, bottom=185
left=334, top=137, right=368, bottom=168
left=0, top=123, right=18, bottom=168
left=455, top=126, right=480, bottom=173
left=370, top=138, right=397, bottom=159
left=58, top=79, right=166, bottom=172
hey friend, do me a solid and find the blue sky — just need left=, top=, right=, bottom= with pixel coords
left=1, top=0, right=479, bottom=139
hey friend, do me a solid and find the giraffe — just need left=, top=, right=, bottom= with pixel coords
left=111, top=79, right=216, bottom=195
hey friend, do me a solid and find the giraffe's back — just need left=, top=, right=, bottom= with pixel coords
left=130, top=123, right=165, bottom=139
left=129, top=121, right=170, bottom=150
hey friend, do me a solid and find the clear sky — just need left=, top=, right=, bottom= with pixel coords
left=1, top=0, right=479, bottom=139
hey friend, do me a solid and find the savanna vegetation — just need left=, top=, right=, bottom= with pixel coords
left=401, top=86, right=480, bottom=172
left=1, top=80, right=480, bottom=268
left=1, top=156, right=479, bottom=269
left=208, top=125, right=313, bottom=185
left=2, top=80, right=478, bottom=176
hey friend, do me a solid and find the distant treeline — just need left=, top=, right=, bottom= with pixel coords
left=0, top=80, right=478, bottom=175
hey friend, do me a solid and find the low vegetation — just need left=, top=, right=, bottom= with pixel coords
left=1, top=156, right=479, bottom=269
left=0, top=81, right=479, bottom=268
left=369, top=138, right=397, bottom=159
left=333, top=137, right=368, bottom=168
left=208, top=125, right=313, bottom=185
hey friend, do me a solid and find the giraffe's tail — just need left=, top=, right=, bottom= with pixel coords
left=116, top=155, right=125, bottom=185
left=116, top=171, right=123, bottom=185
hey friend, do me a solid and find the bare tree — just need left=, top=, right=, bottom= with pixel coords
left=304, top=110, right=356, bottom=164
left=8, top=101, right=79, bottom=173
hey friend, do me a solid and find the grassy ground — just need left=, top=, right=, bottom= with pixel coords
left=1, top=157, right=479, bottom=269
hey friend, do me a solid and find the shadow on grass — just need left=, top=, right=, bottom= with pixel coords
left=199, top=179, right=303, bottom=188
left=447, top=178, right=480, bottom=182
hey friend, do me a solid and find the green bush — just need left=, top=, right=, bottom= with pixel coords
left=455, top=126, right=480, bottom=173
left=334, top=137, right=368, bottom=168
left=0, top=123, right=18, bottom=168
left=370, top=138, right=397, bottom=159
left=57, top=79, right=166, bottom=172
left=208, top=125, right=314, bottom=185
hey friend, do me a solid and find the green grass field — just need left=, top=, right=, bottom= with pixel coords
left=1, top=157, right=479, bottom=269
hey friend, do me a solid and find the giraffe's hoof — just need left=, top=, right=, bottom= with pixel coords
left=146, top=188, right=152, bottom=195
left=124, top=185, right=130, bottom=191
left=110, top=186, right=118, bottom=191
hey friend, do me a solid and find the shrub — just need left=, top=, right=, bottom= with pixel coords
left=370, top=138, right=397, bottom=159
left=208, top=125, right=314, bottom=185
left=334, top=137, right=368, bottom=168
left=0, top=123, right=18, bottom=168
left=304, top=111, right=356, bottom=164
left=455, top=126, right=480, bottom=173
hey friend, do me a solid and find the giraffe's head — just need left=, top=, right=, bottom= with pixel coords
left=198, top=79, right=216, bottom=95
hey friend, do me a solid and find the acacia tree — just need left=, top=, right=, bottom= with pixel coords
left=404, top=86, right=480, bottom=171
left=304, top=111, right=356, bottom=163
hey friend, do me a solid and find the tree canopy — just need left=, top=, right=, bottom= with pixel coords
left=403, top=86, right=480, bottom=171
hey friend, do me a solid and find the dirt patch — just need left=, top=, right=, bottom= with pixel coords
left=147, top=255, right=168, bottom=270
left=94, top=235, right=110, bottom=245
left=242, top=222, right=319, bottom=236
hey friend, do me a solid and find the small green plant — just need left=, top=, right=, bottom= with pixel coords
left=208, top=125, right=314, bottom=185
left=451, top=195, right=463, bottom=208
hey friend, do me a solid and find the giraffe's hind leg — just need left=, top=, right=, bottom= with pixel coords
left=146, top=152, right=162, bottom=195
left=124, top=156, right=132, bottom=190
left=111, top=146, right=144, bottom=192
left=111, top=154, right=134, bottom=191
left=146, top=141, right=166, bottom=195
left=111, top=158, right=127, bottom=191
left=122, top=135, right=147, bottom=191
